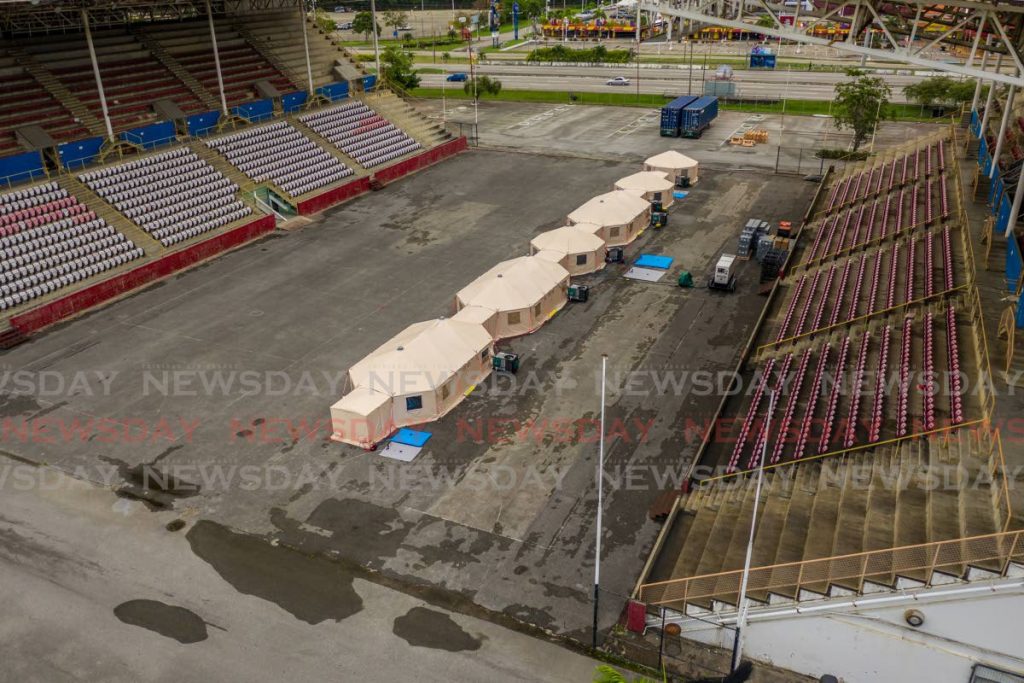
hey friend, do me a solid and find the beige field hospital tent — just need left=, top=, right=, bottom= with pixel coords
left=614, top=171, right=676, bottom=208
left=455, top=256, right=570, bottom=339
left=529, top=225, right=607, bottom=275
left=644, top=150, right=699, bottom=186
left=567, top=191, right=650, bottom=247
left=330, top=318, right=493, bottom=447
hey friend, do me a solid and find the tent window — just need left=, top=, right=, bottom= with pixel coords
left=653, top=191, right=662, bottom=201
left=480, top=348, right=489, bottom=362
left=576, top=254, right=588, bottom=266
left=406, top=395, right=423, bottom=411
left=533, top=303, right=541, bottom=318
left=507, top=311, right=521, bottom=325
left=441, top=382, right=451, bottom=400
left=610, top=226, right=620, bottom=237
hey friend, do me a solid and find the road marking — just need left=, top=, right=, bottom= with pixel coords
left=607, top=110, right=659, bottom=138
left=506, top=105, right=572, bottom=130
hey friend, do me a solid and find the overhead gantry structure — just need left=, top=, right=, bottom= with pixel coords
left=644, top=0, right=1024, bottom=87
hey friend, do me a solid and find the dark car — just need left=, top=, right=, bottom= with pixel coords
left=446, top=72, right=469, bottom=82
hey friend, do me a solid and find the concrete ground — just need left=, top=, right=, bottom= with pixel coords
left=421, top=100, right=945, bottom=175
left=0, top=146, right=816, bottom=646
left=0, top=469, right=605, bottom=682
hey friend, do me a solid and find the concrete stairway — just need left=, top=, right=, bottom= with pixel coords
left=236, top=11, right=364, bottom=90
left=59, top=174, right=164, bottom=256
left=360, top=90, right=453, bottom=148
left=131, top=29, right=221, bottom=112
left=288, top=115, right=369, bottom=176
left=646, top=430, right=1009, bottom=608
left=9, top=45, right=105, bottom=137
left=233, top=20, right=306, bottom=91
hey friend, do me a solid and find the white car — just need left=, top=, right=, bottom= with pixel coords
left=606, top=76, right=630, bottom=86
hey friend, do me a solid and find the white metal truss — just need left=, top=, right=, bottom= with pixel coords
left=646, top=0, right=1024, bottom=87
left=0, top=0, right=300, bottom=35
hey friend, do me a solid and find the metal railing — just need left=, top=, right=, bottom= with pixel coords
left=640, top=523, right=1023, bottom=610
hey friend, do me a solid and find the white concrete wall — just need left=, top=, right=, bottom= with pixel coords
left=681, top=586, right=1024, bottom=682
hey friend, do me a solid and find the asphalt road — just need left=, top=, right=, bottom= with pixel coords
left=420, top=64, right=929, bottom=102
left=0, top=467, right=605, bottom=682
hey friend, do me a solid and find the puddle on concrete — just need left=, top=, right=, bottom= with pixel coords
left=186, top=520, right=363, bottom=624
left=102, top=447, right=199, bottom=511
left=392, top=607, right=482, bottom=652
left=113, top=599, right=208, bottom=644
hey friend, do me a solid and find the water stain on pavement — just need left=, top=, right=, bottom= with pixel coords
left=102, top=446, right=198, bottom=511
left=392, top=607, right=482, bottom=652
left=113, top=599, right=208, bottom=644
left=186, top=520, right=363, bottom=624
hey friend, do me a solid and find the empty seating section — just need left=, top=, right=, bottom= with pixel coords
left=781, top=225, right=955, bottom=339
left=80, top=147, right=250, bottom=247
left=24, top=34, right=203, bottom=133
left=150, top=22, right=294, bottom=108
left=0, top=61, right=87, bottom=155
left=0, top=182, right=143, bottom=311
left=721, top=135, right=973, bottom=475
left=300, top=102, right=421, bottom=168
left=207, top=122, right=352, bottom=197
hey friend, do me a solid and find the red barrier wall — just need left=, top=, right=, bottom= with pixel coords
left=11, top=214, right=276, bottom=335
left=296, top=176, right=371, bottom=215
left=374, top=137, right=468, bottom=186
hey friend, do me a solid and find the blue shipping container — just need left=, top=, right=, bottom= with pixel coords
left=680, top=96, right=718, bottom=138
left=660, top=95, right=699, bottom=137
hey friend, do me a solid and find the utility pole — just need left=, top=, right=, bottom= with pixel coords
left=732, top=388, right=775, bottom=673
left=591, top=354, right=608, bottom=650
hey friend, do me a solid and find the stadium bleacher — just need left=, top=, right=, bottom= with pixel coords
left=24, top=33, right=206, bottom=134
left=0, top=181, right=143, bottom=311
left=206, top=121, right=354, bottom=197
left=299, top=101, right=422, bottom=168
left=79, top=147, right=251, bottom=247
left=0, top=57, right=90, bottom=155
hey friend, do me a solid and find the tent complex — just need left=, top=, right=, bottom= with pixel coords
left=567, top=191, right=651, bottom=247
left=330, top=318, right=493, bottom=447
left=614, top=170, right=676, bottom=208
left=529, top=225, right=607, bottom=275
left=644, top=150, right=699, bottom=187
left=455, top=255, right=571, bottom=339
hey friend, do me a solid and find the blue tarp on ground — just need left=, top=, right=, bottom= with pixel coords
left=0, top=150, right=45, bottom=186
left=392, top=428, right=432, bottom=447
left=635, top=254, right=674, bottom=270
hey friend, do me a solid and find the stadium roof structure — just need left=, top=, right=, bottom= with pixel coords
left=643, top=0, right=1024, bottom=87
left=0, top=0, right=300, bottom=35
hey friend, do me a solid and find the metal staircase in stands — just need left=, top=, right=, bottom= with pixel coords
left=131, top=29, right=222, bottom=112
left=8, top=45, right=105, bottom=138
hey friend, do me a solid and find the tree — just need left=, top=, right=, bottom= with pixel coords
left=380, top=45, right=420, bottom=90
left=832, top=68, right=892, bottom=151
left=464, top=75, right=502, bottom=101
left=383, top=10, right=408, bottom=33
left=904, top=75, right=981, bottom=110
left=352, top=11, right=379, bottom=42
left=756, top=13, right=775, bottom=29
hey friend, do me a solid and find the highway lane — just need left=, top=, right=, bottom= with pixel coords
left=419, top=65, right=924, bottom=102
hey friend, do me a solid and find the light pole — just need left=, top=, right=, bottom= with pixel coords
left=369, top=0, right=381, bottom=78
left=591, top=353, right=608, bottom=650
left=731, top=387, right=775, bottom=673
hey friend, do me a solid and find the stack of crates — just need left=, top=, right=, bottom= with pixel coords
left=755, top=234, right=775, bottom=262
left=738, top=218, right=769, bottom=258
left=760, top=237, right=791, bottom=281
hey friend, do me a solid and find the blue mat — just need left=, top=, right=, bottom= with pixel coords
left=635, top=254, right=674, bottom=270
left=673, top=191, right=689, bottom=199
left=392, top=428, right=432, bottom=447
